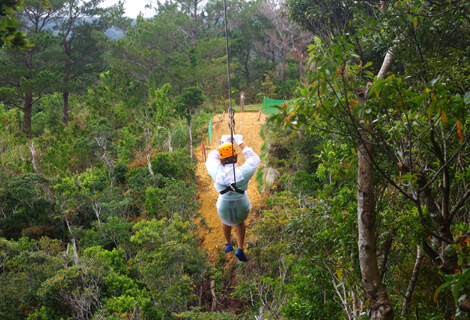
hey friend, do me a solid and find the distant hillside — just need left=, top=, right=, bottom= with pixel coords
left=104, top=27, right=125, bottom=40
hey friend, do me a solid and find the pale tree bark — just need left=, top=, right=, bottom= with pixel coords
left=93, top=134, right=116, bottom=185
left=138, top=118, right=155, bottom=175
left=402, top=245, right=425, bottom=317
left=323, top=260, right=360, bottom=319
left=29, top=141, right=39, bottom=173
left=91, top=199, right=102, bottom=233
left=356, top=44, right=395, bottom=320
left=72, top=238, right=79, bottom=266
left=357, top=127, right=394, bottom=320
left=168, top=131, right=173, bottom=152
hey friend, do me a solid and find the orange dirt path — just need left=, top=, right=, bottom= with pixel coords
left=195, top=111, right=266, bottom=262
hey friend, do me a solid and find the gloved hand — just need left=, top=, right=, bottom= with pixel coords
left=220, top=135, right=231, bottom=144
left=233, top=134, right=243, bottom=145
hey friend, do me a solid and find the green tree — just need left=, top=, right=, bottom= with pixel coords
left=176, top=86, right=204, bottom=159
left=0, top=0, right=64, bottom=136
left=97, top=0, right=249, bottom=96
left=56, top=0, right=111, bottom=125
left=0, top=237, right=66, bottom=319
left=273, top=0, right=470, bottom=318
left=130, top=214, right=206, bottom=318
left=0, top=173, right=53, bottom=239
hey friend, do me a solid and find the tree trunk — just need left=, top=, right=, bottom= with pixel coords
left=168, top=131, right=173, bottom=152
left=281, top=37, right=287, bottom=81
left=402, top=245, right=425, bottom=317
left=147, top=149, right=154, bottom=175
left=29, top=142, right=39, bottom=173
left=210, top=280, right=217, bottom=311
left=269, top=38, right=275, bottom=63
left=189, top=122, right=193, bottom=159
left=244, top=47, right=251, bottom=86
left=355, top=43, right=396, bottom=320
left=191, top=1, right=197, bottom=46
left=63, top=90, right=70, bottom=125
left=357, top=132, right=394, bottom=320
left=23, top=89, right=33, bottom=137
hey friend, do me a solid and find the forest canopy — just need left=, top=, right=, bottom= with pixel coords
left=1, top=0, right=470, bottom=319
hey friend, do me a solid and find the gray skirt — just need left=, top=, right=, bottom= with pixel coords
left=216, top=193, right=251, bottom=226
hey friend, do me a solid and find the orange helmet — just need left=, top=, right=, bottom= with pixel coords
left=219, top=142, right=237, bottom=164
left=219, top=142, right=237, bottom=158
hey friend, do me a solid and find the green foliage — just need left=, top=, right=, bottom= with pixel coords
left=0, top=0, right=37, bottom=49
left=116, top=126, right=137, bottom=163
left=38, top=262, right=109, bottom=318
left=176, top=86, right=205, bottom=124
left=176, top=307, right=237, bottom=319
left=86, top=71, right=145, bottom=126
left=31, top=93, right=63, bottom=136
left=434, top=227, right=470, bottom=317
left=0, top=237, right=65, bottom=320
left=130, top=214, right=207, bottom=318
left=0, top=1, right=324, bottom=319
left=113, top=162, right=127, bottom=184
left=83, top=246, right=127, bottom=275
left=235, top=189, right=360, bottom=318
left=145, top=179, right=199, bottom=221
left=151, top=150, right=194, bottom=180
left=148, top=82, right=171, bottom=125
left=1, top=174, right=53, bottom=239
left=282, top=263, right=342, bottom=319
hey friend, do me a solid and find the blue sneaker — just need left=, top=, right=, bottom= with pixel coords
left=225, top=243, right=233, bottom=253
left=235, top=248, right=248, bottom=262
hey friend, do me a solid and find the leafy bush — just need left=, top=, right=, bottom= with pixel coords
left=130, top=214, right=207, bottom=318
left=145, top=180, right=199, bottom=221
left=150, top=149, right=194, bottom=181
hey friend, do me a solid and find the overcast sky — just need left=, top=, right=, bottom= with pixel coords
left=100, top=0, right=154, bottom=18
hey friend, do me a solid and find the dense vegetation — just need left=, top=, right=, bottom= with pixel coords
left=1, top=0, right=469, bottom=319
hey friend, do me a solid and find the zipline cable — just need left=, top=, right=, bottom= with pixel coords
left=223, top=0, right=237, bottom=189
left=238, top=100, right=243, bottom=134
left=223, top=0, right=232, bottom=112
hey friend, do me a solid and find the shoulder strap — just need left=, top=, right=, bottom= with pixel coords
left=220, top=183, right=245, bottom=195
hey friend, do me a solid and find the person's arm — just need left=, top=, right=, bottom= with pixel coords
left=241, top=145, right=260, bottom=169
left=233, top=135, right=259, bottom=168
left=206, top=148, right=221, bottom=180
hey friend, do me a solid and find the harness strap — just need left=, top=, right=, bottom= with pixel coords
left=220, top=183, right=245, bottom=195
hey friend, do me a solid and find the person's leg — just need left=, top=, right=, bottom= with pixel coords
left=222, top=223, right=232, bottom=244
left=222, top=223, right=234, bottom=253
left=235, top=221, right=246, bottom=250
left=234, top=222, right=248, bottom=262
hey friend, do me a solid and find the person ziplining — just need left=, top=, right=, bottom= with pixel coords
left=205, top=130, right=260, bottom=262
left=205, top=0, right=260, bottom=262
